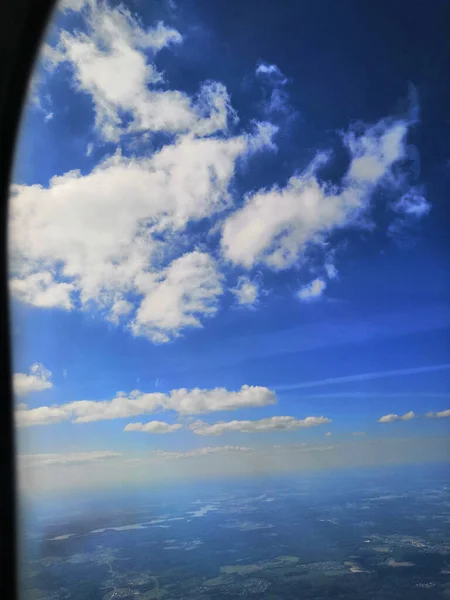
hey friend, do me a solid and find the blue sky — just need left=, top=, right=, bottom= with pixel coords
left=9, top=0, right=450, bottom=495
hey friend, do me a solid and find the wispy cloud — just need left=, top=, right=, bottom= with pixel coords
left=272, top=364, right=450, bottom=391
left=153, top=446, right=252, bottom=459
left=190, top=415, right=331, bottom=436
left=19, top=450, right=121, bottom=468
left=231, top=276, right=260, bottom=307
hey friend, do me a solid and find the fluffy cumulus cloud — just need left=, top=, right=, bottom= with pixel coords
left=15, top=384, right=277, bottom=427
left=378, top=410, right=415, bottom=423
left=231, top=276, right=260, bottom=306
left=153, top=446, right=252, bottom=459
left=13, top=363, right=53, bottom=396
left=426, top=409, right=450, bottom=419
left=9, top=127, right=274, bottom=342
left=44, top=3, right=223, bottom=141
left=124, top=421, right=182, bottom=433
left=297, top=278, right=326, bottom=302
left=221, top=116, right=421, bottom=270
left=190, top=415, right=331, bottom=436
left=19, top=450, right=121, bottom=468
left=9, top=0, right=279, bottom=343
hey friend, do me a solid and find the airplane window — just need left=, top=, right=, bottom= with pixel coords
left=9, top=0, right=450, bottom=599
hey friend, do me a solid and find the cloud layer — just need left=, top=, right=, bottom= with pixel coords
left=190, top=415, right=331, bottom=436
left=15, top=384, right=277, bottom=427
left=153, top=446, right=252, bottom=459
left=19, top=450, right=121, bottom=468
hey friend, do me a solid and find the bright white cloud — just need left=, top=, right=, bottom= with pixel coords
left=131, top=252, right=223, bottom=342
left=167, top=384, right=277, bottom=415
left=124, top=421, right=183, bottom=433
left=13, top=363, right=53, bottom=396
left=9, top=124, right=274, bottom=340
left=153, top=446, right=252, bottom=459
left=19, top=450, right=121, bottom=468
left=425, top=409, right=450, bottom=419
left=221, top=117, right=411, bottom=270
left=15, top=384, right=277, bottom=426
left=44, top=3, right=238, bottom=142
left=297, top=278, right=326, bottom=302
left=190, top=415, right=331, bottom=436
left=378, top=410, right=415, bottom=423
left=231, top=276, right=260, bottom=306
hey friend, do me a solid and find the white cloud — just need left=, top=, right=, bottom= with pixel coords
left=9, top=124, right=274, bottom=340
left=15, top=384, right=277, bottom=426
left=124, top=421, right=182, bottom=433
left=325, top=432, right=332, bottom=437
left=19, top=450, right=121, bottom=468
left=9, top=272, right=75, bottom=310
left=44, top=3, right=238, bottom=142
left=425, top=409, right=450, bottom=419
left=13, top=363, right=53, bottom=396
left=130, top=251, right=223, bottom=342
left=231, top=276, right=260, bottom=306
left=221, top=117, right=411, bottom=270
left=297, top=278, right=326, bottom=302
left=167, top=384, right=277, bottom=415
left=44, top=111, right=54, bottom=123
left=153, top=446, right=252, bottom=459
left=86, top=142, right=94, bottom=156
left=190, top=415, right=331, bottom=436
left=378, top=410, right=415, bottom=423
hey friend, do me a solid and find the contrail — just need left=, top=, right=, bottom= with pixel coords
left=272, top=364, right=450, bottom=391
